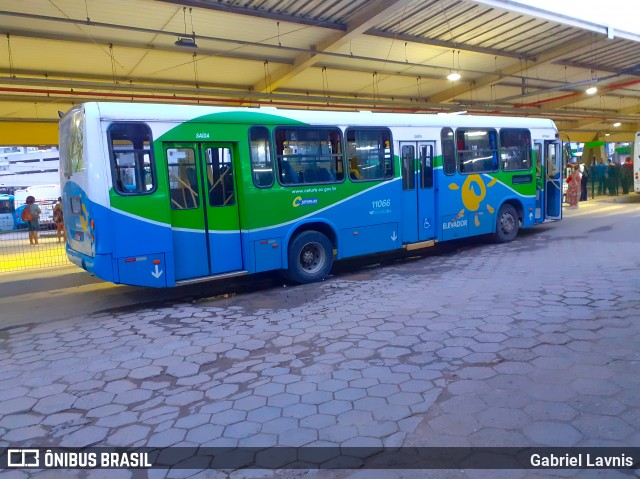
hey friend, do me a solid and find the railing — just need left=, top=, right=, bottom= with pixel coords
left=0, top=225, right=68, bottom=273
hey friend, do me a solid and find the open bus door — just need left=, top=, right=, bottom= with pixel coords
left=544, top=140, right=563, bottom=219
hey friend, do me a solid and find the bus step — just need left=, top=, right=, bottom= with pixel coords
left=404, top=240, right=436, bottom=251
left=175, top=270, right=249, bottom=286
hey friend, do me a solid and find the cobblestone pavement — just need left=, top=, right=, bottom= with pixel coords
left=1, top=203, right=639, bottom=479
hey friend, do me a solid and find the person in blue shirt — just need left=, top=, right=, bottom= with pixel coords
left=25, top=195, right=42, bottom=245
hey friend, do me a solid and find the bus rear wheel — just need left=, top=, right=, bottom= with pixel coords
left=286, top=231, right=333, bottom=284
left=493, top=204, right=519, bottom=243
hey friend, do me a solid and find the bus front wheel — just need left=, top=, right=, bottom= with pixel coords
left=286, top=231, right=333, bottom=284
left=493, top=204, right=519, bottom=243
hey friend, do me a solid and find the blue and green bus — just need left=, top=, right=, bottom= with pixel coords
left=59, top=103, right=563, bottom=287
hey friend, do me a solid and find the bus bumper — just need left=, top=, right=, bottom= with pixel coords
left=66, top=247, right=116, bottom=283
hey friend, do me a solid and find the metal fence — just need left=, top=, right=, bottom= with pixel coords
left=0, top=225, right=69, bottom=273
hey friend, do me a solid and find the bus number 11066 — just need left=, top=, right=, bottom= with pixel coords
left=372, top=199, right=391, bottom=208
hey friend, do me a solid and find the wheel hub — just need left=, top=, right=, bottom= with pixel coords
left=300, top=243, right=323, bottom=272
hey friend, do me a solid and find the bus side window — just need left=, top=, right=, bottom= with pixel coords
left=457, top=128, right=499, bottom=174
left=345, top=128, right=393, bottom=181
left=107, top=122, right=156, bottom=195
left=275, top=127, right=343, bottom=186
left=441, top=128, right=456, bottom=175
left=249, top=127, right=274, bottom=188
left=500, top=128, right=531, bottom=171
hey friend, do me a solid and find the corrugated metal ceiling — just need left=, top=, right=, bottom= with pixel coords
left=0, top=0, right=638, bottom=141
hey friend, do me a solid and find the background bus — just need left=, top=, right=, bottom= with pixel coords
left=0, top=194, right=15, bottom=231
left=59, top=102, right=563, bottom=288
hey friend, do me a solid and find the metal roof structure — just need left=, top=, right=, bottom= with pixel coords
left=1, top=0, right=639, bottom=144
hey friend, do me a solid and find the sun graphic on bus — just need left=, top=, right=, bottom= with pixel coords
left=449, top=174, right=498, bottom=226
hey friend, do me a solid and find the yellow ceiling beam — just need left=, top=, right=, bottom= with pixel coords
left=0, top=122, right=59, bottom=146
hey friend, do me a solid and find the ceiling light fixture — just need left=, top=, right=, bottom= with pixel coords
left=586, top=86, right=598, bottom=95
left=446, top=49, right=461, bottom=81
left=175, top=37, right=197, bottom=48
left=613, top=122, right=621, bottom=127
left=176, top=7, right=198, bottom=48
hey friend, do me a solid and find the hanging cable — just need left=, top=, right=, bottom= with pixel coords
left=440, top=0, right=458, bottom=49
left=84, top=0, right=91, bottom=23
left=189, top=7, right=195, bottom=37
left=193, top=52, right=199, bottom=89
left=109, top=43, right=117, bottom=83
left=6, top=34, right=15, bottom=78
left=277, top=22, right=281, bottom=47
left=322, top=66, right=329, bottom=99
left=372, top=72, right=379, bottom=102
left=264, top=60, right=272, bottom=94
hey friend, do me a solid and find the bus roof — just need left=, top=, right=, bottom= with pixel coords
left=78, top=102, right=558, bottom=131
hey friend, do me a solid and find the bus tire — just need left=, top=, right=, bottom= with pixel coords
left=493, top=204, right=519, bottom=243
left=286, top=231, right=333, bottom=284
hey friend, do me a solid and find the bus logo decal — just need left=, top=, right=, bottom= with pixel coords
left=449, top=174, right=498, bottom=226
left=292, top=196, right=318, bottom=207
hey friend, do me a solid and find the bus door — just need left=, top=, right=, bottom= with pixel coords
left=544, top=140, right=563, bottom=219
left=534, top=142, right=543, bottom=221
left=165, top=142, right=242, bottom=281
left=400, top=141, right=436, bottom=243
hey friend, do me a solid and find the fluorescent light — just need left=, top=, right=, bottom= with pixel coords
left=613, top=122, right=621, bottom=127
left=586, top=86, right=598, bottom=95
left=447, top=72, right=461, bottom=81
left=605, top=133, right=610, bottom=136
left=465, top=131, right=487, bottom=137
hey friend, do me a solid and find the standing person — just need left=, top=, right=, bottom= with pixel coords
left=595, top=158, right=606, bottom=195
left=621, top=157, right=633, bottom=194
left=607, top=159, right=618, bottom=195
left=53, top=196, right=64, bottom=242
left=579, top=163, right=589, bottom=201
left=565, top=164, right=581, bottom=208
left=23, top=195, right=42, bottom=245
